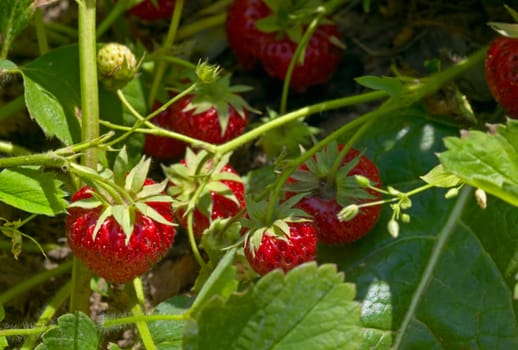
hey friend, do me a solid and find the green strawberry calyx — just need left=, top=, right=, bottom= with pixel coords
left=241, top=194, right=311, bottom=256
left=163, top=148, right=243, bottom=220
left=282, top=141, right=378, bottom=207
left=69, top=147, right=174, bottom=244
left=183, top=62, right=259, bottom=136
left=256, top=0, right=333, bottom=42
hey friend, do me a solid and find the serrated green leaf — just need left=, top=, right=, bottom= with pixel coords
left=20, top=45, right=83, bottom=145
left=355, top=76, right=403, bottom=97
left=23, top=76, right=75, bottom=145
left=0, top=167, right=67, bottom=216
left=35, top=312, right=100, bottom=350
left=0, top=0, right=34, bottom=57
left=184, top=263, right=364, bottom=350
left=438, top=120, right=518, bottom=207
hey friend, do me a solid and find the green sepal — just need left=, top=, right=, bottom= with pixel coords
left=111, top=204, right=135, bottom=244
left=92, top=206, right=113, bottom=241
left=134, top=202, right=175, bottom=227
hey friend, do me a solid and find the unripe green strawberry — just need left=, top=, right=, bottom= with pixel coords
left=97, top=42, right=138, bottom=90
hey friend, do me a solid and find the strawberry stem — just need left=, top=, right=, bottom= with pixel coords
left=33, top=8, right=49, bottom=55
left=279, top=10, right=325, bottom=115
left=217, top=90, right=389, bottom=155
left=147, top=0, right=185, bottom=108
left=326, top=109, right=381, bottom=184
left=128, top=278, right=157, bottom=350
left=187, top=210, right=208, bottom=268
left=176, top=13, right=227, bottom=41
left=70, top=0, right=99, bottom=314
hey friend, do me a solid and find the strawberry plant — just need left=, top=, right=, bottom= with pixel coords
left=0, top=0, right=518, bottom=349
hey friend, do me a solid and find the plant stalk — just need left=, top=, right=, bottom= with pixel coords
left=69, top=0, right=99, bottom=314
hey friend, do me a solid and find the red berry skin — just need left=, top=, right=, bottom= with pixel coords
left=174, top=163, right=246, bottom=237
left=169, top=94, right=249, bottom=145
left=485, top=37, right=518, bottom=119
left=128, top=0, right=176, bottom=21
left=244, top=221, right=317, bottom=276
left=258, top=24, right=343, bottom=92
left=66, top=181, right=175, bottom=284
left=143, top=101, right=187, bottom=161
left=287, top=147, right=382, bottom=244
left=226, top=0, right=270, bottom=69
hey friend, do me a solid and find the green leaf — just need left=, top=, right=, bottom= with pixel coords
left=189, top=248, right=238, bottom=317
left=0, top=0, right=34, bottom=57
left=35, top=312, right=100, bottom=350
left=149, top=296, right=192, bottom=350
left=420, top=164, right=462, bottom=188
left=20, top=45, right=83, bottom=145
left=438, top=120, right=518, bottom=207
left=321, top=109, right=518, bottom=349
left=23, top=76, right=75, bottom=145
left=0, top=167, right=67, bottom=216
left=355, top=76, right=403, bottom=97
left=184, top=263, right=364, bottom=350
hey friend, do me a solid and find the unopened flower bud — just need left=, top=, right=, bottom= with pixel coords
left=355, top=175, right=371, bottom=187
left=445, top=187, right=459, bottom=199
left=475, top=188, right=487, bottom=209
left=338, top=204, right=359, bottom=222
left=387, top=219, right=399, bottom=238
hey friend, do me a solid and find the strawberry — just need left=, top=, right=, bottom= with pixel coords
left=242, top=196, right=317, bottom=276
left=66, top=150, right=176, bottom=284
left=284, top=142, right=382, bottom=244
left=163, top=149, right=246, bottom=238
left=142, top=100, right=188, bottom=161
left=485, top=36, right=518, bottom=119
left=225, top=0, right=270, bottom=70
left=128, top=0, right=176, bottom=21
left=97, top=42, right=138, bottom=91
left=144, top=72, right=255, bottom=160
left=226, top=0, right=343, bottom=92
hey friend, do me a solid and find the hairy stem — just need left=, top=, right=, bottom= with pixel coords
left=147, top=0, right=185, bottom=108
left=70, top=0, right=99, bottom=314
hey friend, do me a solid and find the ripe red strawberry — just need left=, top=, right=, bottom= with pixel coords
left=128, top=0, right=176, bottom=21
left=284, top=143, right=382, bottom=244
left=485, top=36, right=518, bottom=119
left=226, top=0, right=343, bottom=92
left=66, top=151, right=176, bottom=284
left=242, top=196, right=317, bottom=275
left=225, top=0, right=270, bottom=70
left=143, top=100, right=188, bottom=161
left=143, top=73, right=254, bottom=161
left=169, top=93, right=250, bottom=145
left=164, top=149, right=246, bottom=238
